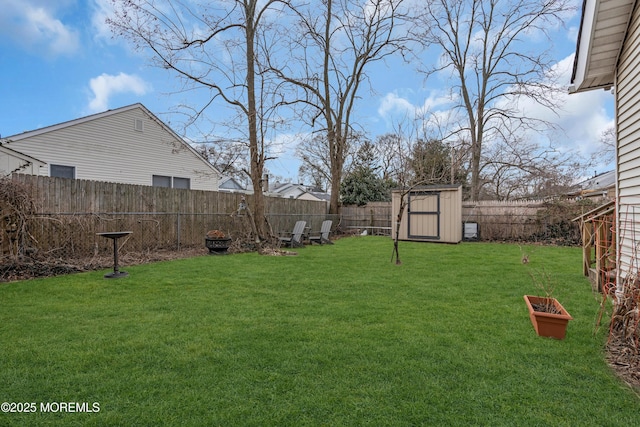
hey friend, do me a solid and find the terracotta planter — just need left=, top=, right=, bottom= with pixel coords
left=523, top=295, right=573, bottom=339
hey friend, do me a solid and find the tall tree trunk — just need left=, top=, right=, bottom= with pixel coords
left=470, top=138, right=481, bottom=201
left=391, top=200, right=406, bottom=264
left=245, top=1, right=267, bottom=240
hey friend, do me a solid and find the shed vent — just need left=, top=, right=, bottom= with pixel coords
left=134, top=119, right=144, bottom=132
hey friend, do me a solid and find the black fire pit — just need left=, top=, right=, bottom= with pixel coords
left=205, top=237, right=232, bottom=255
left=97, top=231, right=132, bottom=278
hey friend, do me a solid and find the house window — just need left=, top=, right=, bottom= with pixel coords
left=50, top=164, right=75, bottom=179
left=173, top=177, right=190, bottom=189
left=152, top=175, right=190, bottom=189
left=152, top=175, right=172, bottom=188
left=134, top=118, right=144, bottom=132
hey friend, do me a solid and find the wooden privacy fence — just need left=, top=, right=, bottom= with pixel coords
left=2, top=175, right=331, bottom=259
left=3, top=175, right=595, bottom=264
left=341, top=202, right=392, bottom=235
left=341, top=199, right=594, bottom=244
left=19, top=212, right=338, bottom=260
left=462, top=200, right=550, bottom=241
left=9, top=174, right=327, bottom=217
left=462, top=200, right=592, bottom=244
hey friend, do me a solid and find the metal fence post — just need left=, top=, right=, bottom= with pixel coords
left=177, top=212, right=181, bottom=251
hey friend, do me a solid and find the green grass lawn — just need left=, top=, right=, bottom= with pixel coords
left=1, top=237, right=638, bottom=426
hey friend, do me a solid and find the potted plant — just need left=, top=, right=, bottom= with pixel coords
left=205, top=229, right=232, bottom=254
left=524, top=269, right=573, bottom=340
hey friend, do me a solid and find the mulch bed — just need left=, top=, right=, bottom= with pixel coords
left=607, top=336, right=640, bottom=395
left=0, top=241, right=295, bottom=282
left=0, top=248, right=206, bottom=283
left=0, top=259, right=85, bottom=282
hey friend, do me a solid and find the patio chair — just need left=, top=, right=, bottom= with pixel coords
left=279, top=220, right=307, bottom=248
left=309, top=220, right=334, bottom=245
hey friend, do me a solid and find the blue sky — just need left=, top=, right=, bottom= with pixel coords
left=0, top=0, right=615, bottom=181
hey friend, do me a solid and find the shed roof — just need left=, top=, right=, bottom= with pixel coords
left=392, top=184, right=461, bottom=192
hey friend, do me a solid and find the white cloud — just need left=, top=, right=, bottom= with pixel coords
left=91, top=0, right=115, bottom=42
left=504, top=54, right=614, bottom=166
left=0, top=0, right=80, bottom=56
left=88, top=73, right=151, bottom=112
left=378, top=90, right=453, bottom=124
left=378, top=92, right=416, bottom=119
left=376, top=53, right=614, bottom=173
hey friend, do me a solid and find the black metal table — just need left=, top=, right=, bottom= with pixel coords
left=97, top=231, right=132, bottom=278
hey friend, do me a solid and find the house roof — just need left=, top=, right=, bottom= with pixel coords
left=309, top=191, right=331, bottom=202
left=5, top=103, right=221, bottom=177
left=218, top=176, right=248, bottom=191
left=270, top=182, right=305, bottom=195
left=268, top=181, right=329, bottom=202
left=570, top=0, right=636, bottom=93
left=576, top=170, right=616, bottom=193
left=0, top=143, right=47, bottom=175
left=0, top=142, right=46, bottom=166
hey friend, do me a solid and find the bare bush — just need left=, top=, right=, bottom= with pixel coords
left=1, top=177, right=38, bottom=259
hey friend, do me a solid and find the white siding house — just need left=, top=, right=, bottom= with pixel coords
left=0, top=144, right=46, bottom=177
left=1, top=104, right=220, bottom=191
left=269, top=182, right=327, bottom=202
left=571, top=0, right=640, bottom=296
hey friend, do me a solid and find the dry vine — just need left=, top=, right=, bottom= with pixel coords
left=606, top=274, right=640, bottom=391
left=0, top=177, right=38, bottom=259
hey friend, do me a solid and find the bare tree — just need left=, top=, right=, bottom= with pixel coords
left=195, top=139, right=249, bottom=187
left=415, top=0, right=576, bottom=201
left=479, top=135, right=581, bottom=200
left=594, top=125, right=616, bottom=168
left=373, top=133, right=404, bottom=181
left=107, top=0, right=293, bottom=240
left=384, top=122, right=452, bottom=264
left=272, top=0, right=412, bottom=214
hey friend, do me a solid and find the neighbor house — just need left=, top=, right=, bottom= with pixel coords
left=269, top=181, right=328, bottom=202
left=0, top=103, right=220, bottom=191
left=572, top=170, right=616, bottom=201
left=0, top=143, right=46, bottom=177
left=570, top=0, right=640, bottom=295
left=218, top=176, right=250, bottom=193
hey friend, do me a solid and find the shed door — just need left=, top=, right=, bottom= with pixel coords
left=407, top=191, right=440, bottom=240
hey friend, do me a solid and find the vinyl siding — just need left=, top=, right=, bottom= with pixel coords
left=7, top=106, right=218, bottom=191
left=616, top=0, right=640, bottom=278
left=0, top=146, right=45, bottom=176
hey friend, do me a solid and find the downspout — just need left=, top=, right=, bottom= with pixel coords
left=614, top=78, right=624, bottom=302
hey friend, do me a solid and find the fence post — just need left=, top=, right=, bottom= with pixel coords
left=177, top=212, right=181, bottom=251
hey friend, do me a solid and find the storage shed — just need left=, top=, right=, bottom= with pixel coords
left=391, top=185, right=462, bottom=243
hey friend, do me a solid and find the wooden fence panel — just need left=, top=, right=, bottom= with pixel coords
left=10, top=174, right=329, bottom=217
left=342, top=199, right=586, bottom=243
left=3, top=175, right=588, bottom=263
left=341, top=203, right=392, bottom=235
left=3, top=175, right=331, bottom=260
